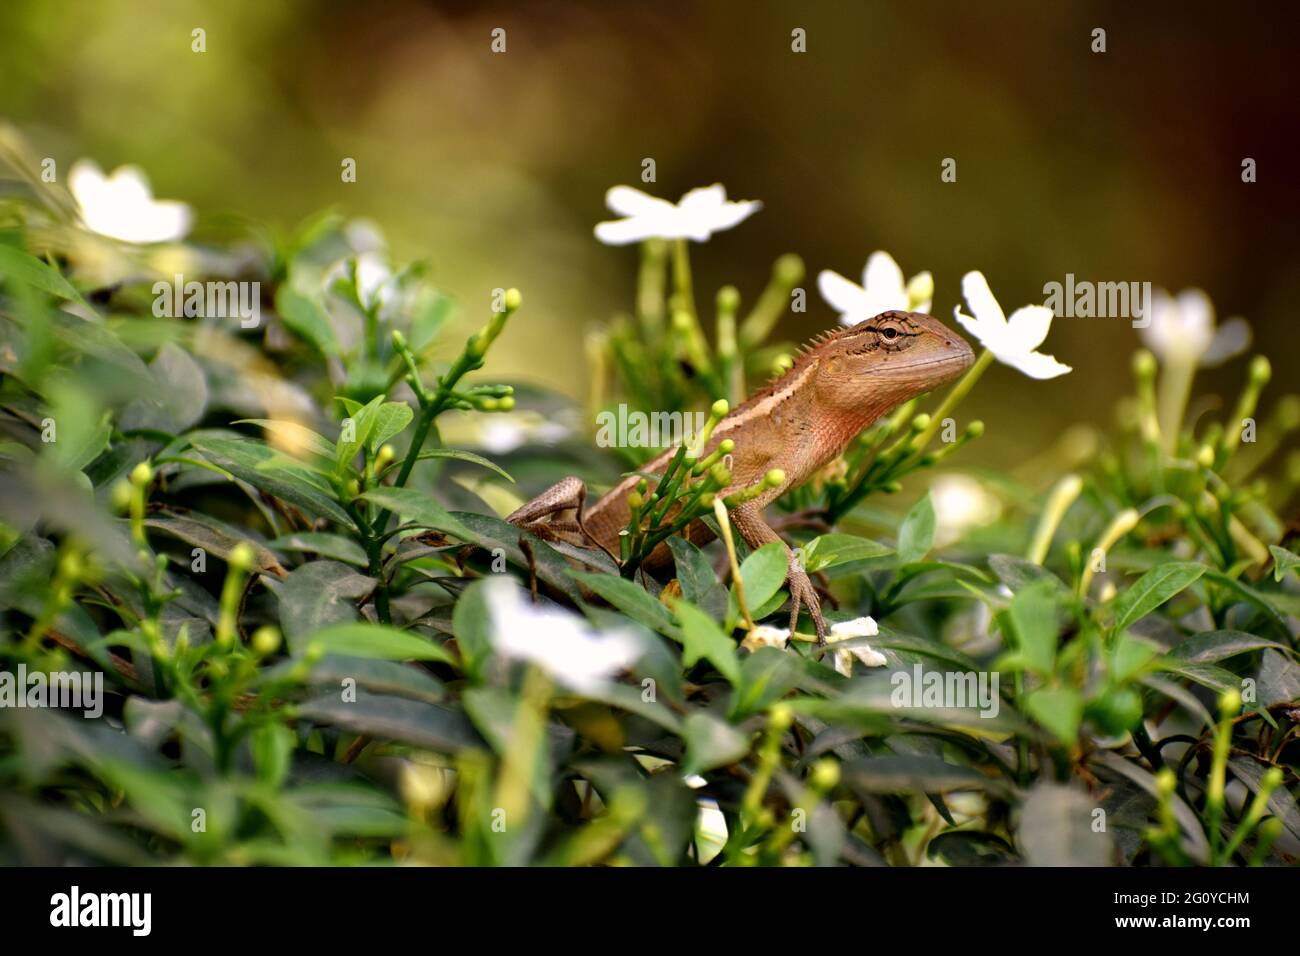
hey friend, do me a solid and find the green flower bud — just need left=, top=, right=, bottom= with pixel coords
left=764, top=468, right=786, bottom=488
left=810, top=758, right=840, bottom=791
left=1132, top=349, right=1157, bottom=382
left=773, top=253, right=804, bottom=286
left=130, top=461, right=154, bottom=487
left=227, top=542, right=255, bottom=573
left=966, top=420, right=985, bottom=438
left=769, top=702, right=794, bottom=732
left=1249, top=355, right=1271, bottom=387
left=110, top=480, right=132, bottom=513
left=1219, top=687, right=1242, bottom=718
left=716, top=285, right=741, bottom=314
left=252, top=625, right=281, bottom=656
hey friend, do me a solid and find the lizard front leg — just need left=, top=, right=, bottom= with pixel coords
left=728, top=503, right=829, bottom=645
left=506, top=476, right=618, bottom=564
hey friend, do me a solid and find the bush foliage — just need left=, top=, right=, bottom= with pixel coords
left=1, top=133, right=1298, bottom=867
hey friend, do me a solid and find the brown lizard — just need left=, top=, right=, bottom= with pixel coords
left=507, top=310, right=975, bottom=643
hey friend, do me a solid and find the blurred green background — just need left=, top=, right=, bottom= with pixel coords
left=2, top=0, right=1296, bottom=467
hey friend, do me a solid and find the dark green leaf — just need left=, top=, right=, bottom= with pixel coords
left=1110, top=561, right=1206, bottom=631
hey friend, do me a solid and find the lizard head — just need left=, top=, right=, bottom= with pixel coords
left=814, top=310, right=975, bottom=412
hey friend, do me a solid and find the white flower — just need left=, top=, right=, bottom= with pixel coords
left=931, top=474, right=1002, bottom=547
left=827, top=616, right=886, bottom=677
left=479, top=415, right=570, bottom=454
left=594, top=184, right=760, bottom=245
left=68, top=159, right=192, bottom=244
left=741, top=624, right=790, bottom=651
left=486, top=577, right=641, bottom=692
left=954, top=271, right=1072, bottom=379
left=1139, top=288, right=1250, bottom=368
left=818, top=251, right=933, bottom=326
left=326, top=251, right=396, bottom=313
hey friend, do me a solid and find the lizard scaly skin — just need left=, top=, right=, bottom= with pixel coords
left=508, top=310, right=975, bottom=642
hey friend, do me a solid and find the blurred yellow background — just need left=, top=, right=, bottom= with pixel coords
left=2, top=0, right=1296, bottom=467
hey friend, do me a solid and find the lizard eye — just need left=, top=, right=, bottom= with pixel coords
left=882, top=327, right=898, bottom=340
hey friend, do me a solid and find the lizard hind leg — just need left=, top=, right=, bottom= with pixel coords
left=506, top=476, right=618, bottom=565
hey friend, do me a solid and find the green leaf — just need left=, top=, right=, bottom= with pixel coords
left=1109, top=561, right=1206, bottom=631
left=404, top=447, right=514, bottom=482
left=335, top=395, right=383, bottom=470
left=189, top=435, right=353, bottom=526
left=366, top=402, right=414, bottom=454
left=1168, top=630, right=1288, bottom=664
left=988, top=554, right=1071, bottom=594
left=1004, top=579, right=1059, bottom=675
left=297, top=622, right=456, bottom=664
left=570, top=571, right=679, bottom=639
left=667, top=536, right=727, bottom=620
left=896, top=493, right=935, bottom=566
left=674, top=599, right=741, bottom=686
left=1269, top=545, right=1300, bottom=582
left=799, top=533, right=892, bottom=573
left=1024, top=686, right=1083, bottom=745
left=268, top=532, right=368, bottom=567
left=234, top=419, right=336, bottom=460
left=298, top=691, right=478, bottom=752
left=0, top=243, right=86, bottom=304
left=359, top=486, right=472, bottom=541
left=260, top=653, right=444, bottom=703
left=452, top=577, right=495, bottom=681
left=1112, top=632, right=1160, bottom=682
left=730, top=646, right=801, bottom=719
left=145, top=514, right=286, bottom=576
left=275, top=285, right=340, bottom=357
left=681, top=712, right=750, bottom=775
left=728, top=541, right=787, bottom=627
left=841, top=755, right=1008, bottom=796
left=277, top=561, right=375, bottom=648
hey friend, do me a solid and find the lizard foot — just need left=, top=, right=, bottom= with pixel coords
left=786, top=561, right=829, bottom=645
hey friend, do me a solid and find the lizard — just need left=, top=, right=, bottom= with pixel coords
left=506, top=309, right=975, bottom=644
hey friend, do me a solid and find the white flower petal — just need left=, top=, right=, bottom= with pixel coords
left=862, top=252, right=907, bottom=306
left=999, top=349, right=1073, bottom=380
left=486, top=578, right=641, bottom=692
left=818, top=269, right=870, bottom=318
left=1201, top=316, right=1251, bottom=368
left=1175, top=288, right=1214, bottom=344
left=605, top=185, right=675, bottom=217
left=961, top=271, right=1006, bottom=326
left=677, top=183, right=727, bottom=212
left=699, top=198, right=761, bottom=235
left=69, top=159, right=191, bottom=244
left=829, top=616, right=878, bottom=639
left=1004, top=305, right=1054, bottom=352
left=953, top=307, right=994, bottom=348
left=594, top=217, right=661, bottom=245
left=850, top=645, right=888, bottom=668
left=741, top=625, right=790, bottom=651
left=595, top=184, right=758, bottom=244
